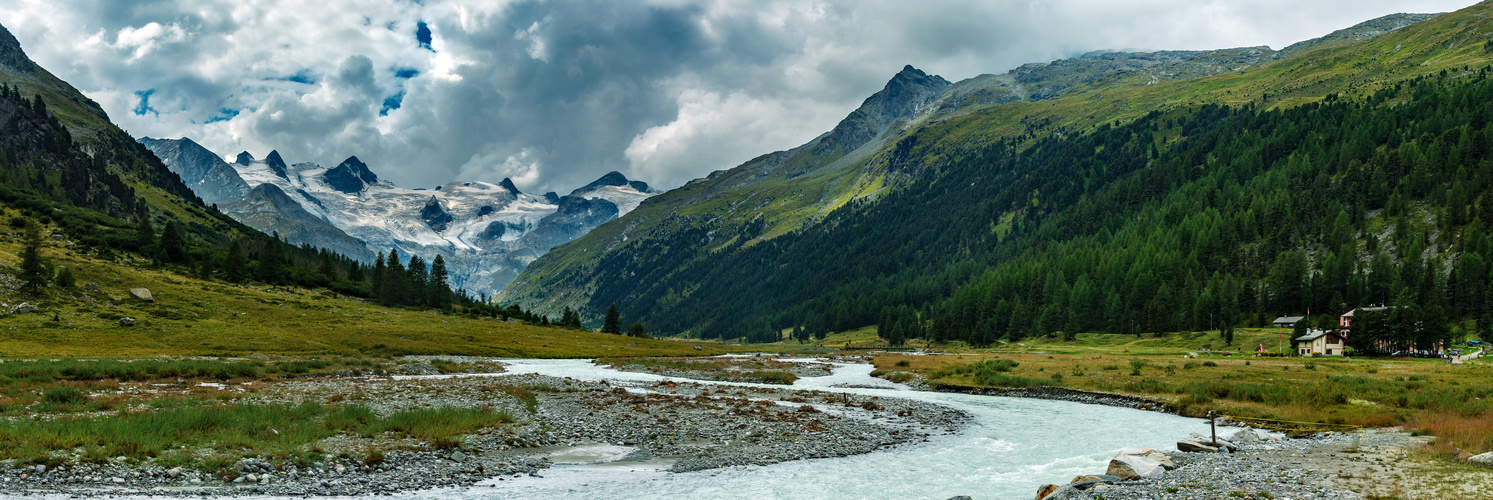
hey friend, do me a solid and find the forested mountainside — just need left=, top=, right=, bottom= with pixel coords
left=0, top=22, right=522, bottom=316
left=507, top=3, right=1493, bottom=347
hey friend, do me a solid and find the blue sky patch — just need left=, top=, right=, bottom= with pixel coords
left=380, top=91, right=406, bottom=116
left=205, top=107, right=240, bottom=123
left=132, top=89, right=157, bottom=116
left=270, top=71, right=317, bottom=85
left=416, top=21, right=433, bottom=51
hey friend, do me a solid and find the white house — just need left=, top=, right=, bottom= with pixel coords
left=1295, top=329, right=1346, bottom=356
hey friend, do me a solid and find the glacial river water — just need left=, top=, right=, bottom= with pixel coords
left=406, top=358, right=1210, bottom=500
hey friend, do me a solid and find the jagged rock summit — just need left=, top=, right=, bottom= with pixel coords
left=322, top=156, right=380, bottom=194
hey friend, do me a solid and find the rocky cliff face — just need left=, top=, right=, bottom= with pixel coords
left=139, top=137, right=252, bottom=204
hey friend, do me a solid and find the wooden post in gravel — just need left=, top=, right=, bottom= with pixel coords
left=1208, top=410, right=1216, bottom=444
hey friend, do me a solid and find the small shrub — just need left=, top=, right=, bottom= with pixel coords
left=1202, top=361, right=1218, bottom=367
left=1184, top=362, right=1199, bottom=369
left=894, top=359, right=911, bottom=367
left=1304, top=362, right=1317, bottom=370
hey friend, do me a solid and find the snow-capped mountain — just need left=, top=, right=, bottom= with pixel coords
left=141, top=137, right=656, bottom=293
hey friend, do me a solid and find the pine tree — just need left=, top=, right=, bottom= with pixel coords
left=428, top=254, right=450, bottom=309
left=381, top=249, right=406, bottom=305
left=19, top=221, right=47, bottom=295
left=603, top=304, right=622, bottom=334
left=371, top=252, right=386, bottom=293
left=159, top=221, right=186, bottom=264
left=407, top=255, right=428, bottom=306
left=262, top=241, right=287, bottom=284
left=224, top=240, right=247, bottom=283
left=134, top=216, right=155, bottom=255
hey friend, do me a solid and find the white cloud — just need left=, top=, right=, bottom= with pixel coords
left=0, top=0, right=1481, bottom=193
left=626, top=88, right=840, bottom=187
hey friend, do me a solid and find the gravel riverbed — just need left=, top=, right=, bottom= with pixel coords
left=0, top=367, right=967, bottom=497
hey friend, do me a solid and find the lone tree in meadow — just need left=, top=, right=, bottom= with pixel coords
left=19, top=221, right=47, bottom=295
left=603, top=304, right=622, bottom=334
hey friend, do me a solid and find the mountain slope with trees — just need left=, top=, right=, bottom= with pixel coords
left=506, top=3, right=1493, bottom=348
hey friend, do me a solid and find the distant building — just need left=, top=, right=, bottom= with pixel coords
left=1272, top=315, right=1306, bottom=328
left=1295, top=329, right=1346, bottom=356
left=1339, top=307, right=1388, bottom=329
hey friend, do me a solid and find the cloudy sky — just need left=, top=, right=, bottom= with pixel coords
left=0, top=1, right=1478, bottom=192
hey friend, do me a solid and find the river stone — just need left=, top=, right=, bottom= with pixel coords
left=1107, top=448, right=1169, bottom=480
left=451, top=450, right=467, bottom=463
left=1177, top=440, right=1218, bottom=453
left=1471, top=451, right=1493, bottom=465
left=119, top=317, right=135, bottom=327
left=1231, top=428, right=1261, bottom=444
left=129, top=288, right=153, bottom=302
left=947, top=497, right=973, bottom=500
left=1035, top=484, right=1088, bottom=499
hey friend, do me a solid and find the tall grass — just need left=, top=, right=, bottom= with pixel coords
left=933, top=359, right=1049, bottom=388
left=1411, top=411, right=1493, bottom=456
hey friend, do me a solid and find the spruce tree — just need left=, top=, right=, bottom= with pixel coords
left=255, top=236, right=288, bottom=285
left=381, top=249, right=406, bottom=305
left=407, top=255, right=428, bottom=306
left=603, top=304, right=622, bottom=334
left=428, top=255, right=450, bottom=309
left=159, top=221, right=186, bottom=264
left=134, top=216, right=155, bottom=255
left=19, top=221, right=47, bottom=295
left=224, top=240, right=247, bottom=283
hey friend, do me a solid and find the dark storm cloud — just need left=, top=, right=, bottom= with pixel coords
left=0, top=0, right=1481, bottom=192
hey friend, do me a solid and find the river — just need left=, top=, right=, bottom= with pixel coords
left=405, top=358, right=1210, bottom=500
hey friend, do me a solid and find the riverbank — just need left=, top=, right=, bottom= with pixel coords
left=1038, top=428, right=1493, bottom=499
left=0, top=366, right=968, bottom=497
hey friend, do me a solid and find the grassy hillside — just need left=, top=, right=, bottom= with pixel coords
left=0, top=209, right=724, bottom=358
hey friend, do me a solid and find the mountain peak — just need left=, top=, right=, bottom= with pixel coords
left=498, top=177, right=521, bottom=195
left=0, top=23, right=35, bottom=73
left=235, top=151, right=254, bottom=165
left=264, top=150, right=289, bottom=178
left=320, top=156, right=379, bottom=194
left=571, top=171, right=646, bottom=196
left=813, top=65, right=951, bottom=155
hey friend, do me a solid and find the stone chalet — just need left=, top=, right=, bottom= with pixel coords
left=1295, top=329, right=1346, bottom=356
left=1272, top=315, right=1306, bottom=328
left=1339, top=307, right=1388, bottom=329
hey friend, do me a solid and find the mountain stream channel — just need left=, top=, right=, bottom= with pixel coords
left=384, top=357, right=1205, bottom=499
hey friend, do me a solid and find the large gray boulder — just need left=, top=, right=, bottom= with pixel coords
left=1107, top=448, right=1172, bottom=480
left=1230, top=428, right=1261, bottom=444
left=129, top=288, right=153, bottom=302
left=1470, top=451, right=1493, bottom=466
left=11, top=303, right=36, bottom=314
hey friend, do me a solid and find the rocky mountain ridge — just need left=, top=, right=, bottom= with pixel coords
left=141, top=137, right=656, bottom=293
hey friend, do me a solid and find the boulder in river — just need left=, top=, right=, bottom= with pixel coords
left=1106, top=448, right=1171, bottom=480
